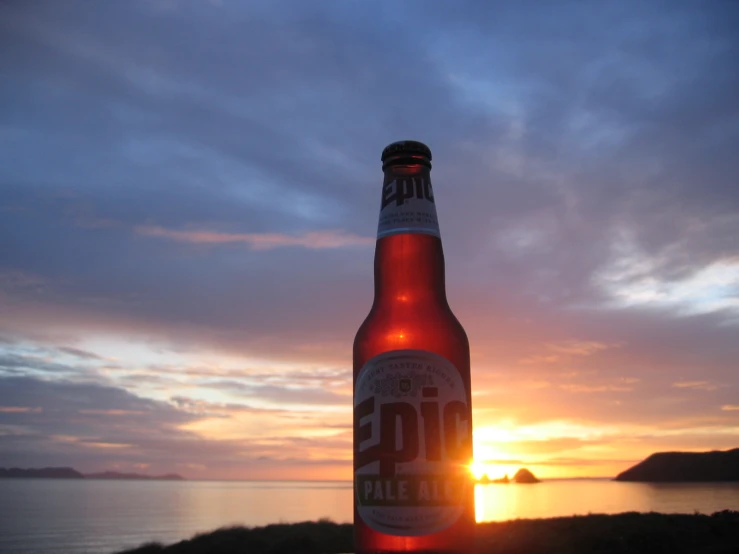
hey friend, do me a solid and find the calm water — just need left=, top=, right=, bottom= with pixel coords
left=1, top=479, right=738, bottom=554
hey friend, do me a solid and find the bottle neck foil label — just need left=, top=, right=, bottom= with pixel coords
left=377, top=176, right=441, bottom=239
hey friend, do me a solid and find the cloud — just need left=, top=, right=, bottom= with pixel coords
left=56, top=346, right=105, bottom=360
left=0, top=352, right=91, bottom=379
left=0, top=376, right=196, bottom=467
left=593, top=229, right=739, bottom=319
left=672, top=381, right=723, bottom=391
left=559, top=383, right=634, bottom=394
left=0, top=375, right=351, bottom=478
left=0, top=406, right=43, bottom=413
left=519, top=340, right=621, bottom=365
left=205, top=380, right=351, bottom=407
left=135, top=225, right=374, bottom=250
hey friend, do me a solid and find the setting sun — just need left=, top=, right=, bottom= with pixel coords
left=469, top=461, right=487, bottom=480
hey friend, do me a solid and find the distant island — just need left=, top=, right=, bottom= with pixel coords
left=0, top=467, right=84, bottom=479
left=476, top=468, right=540, bottom=484
left=0, top=467, right=184, bottom=480
left=615, top=448, right=739, bottom=482
left=85, top=471, right=185, bottom=480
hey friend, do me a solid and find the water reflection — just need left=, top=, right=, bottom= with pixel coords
left=1, top=479, right=738, bottom=554
left=474, top=480, right=739, bottom=522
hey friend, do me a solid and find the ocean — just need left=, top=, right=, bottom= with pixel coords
left=1, top=478, right=738, bottom=554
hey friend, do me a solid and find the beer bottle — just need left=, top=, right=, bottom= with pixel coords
left=353, top=141, right=474, bottom=553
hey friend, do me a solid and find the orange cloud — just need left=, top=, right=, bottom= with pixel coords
left=83, top=441, right=134, bottom=449
left=77, top=409, right=147, bottom=415
left=672, top=380, right=722, bottom=391
left=519, top=340, right=622, bottom=365
left=135, top=225, right=374, bottom=250
left=559, top=384, right=634, bottom=393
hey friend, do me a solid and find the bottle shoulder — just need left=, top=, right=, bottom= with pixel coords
left=355, top=301, right=466, bottom=333
left=353, top=301, right=470, bottom=370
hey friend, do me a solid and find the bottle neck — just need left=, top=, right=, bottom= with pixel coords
left=373, top=163, right=447, bottom=307
left=373, top=234, right=448, bottom=307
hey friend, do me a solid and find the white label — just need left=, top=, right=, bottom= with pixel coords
left=354, top=349, right=470, bottom=536
left=377, top=177, right=441, bottom=239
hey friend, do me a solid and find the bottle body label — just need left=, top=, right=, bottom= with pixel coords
left=354, top=349, right=470, bottom=536
left=377, top=176, right=440, bottom=239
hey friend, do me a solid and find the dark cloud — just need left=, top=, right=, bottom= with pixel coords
left=55, top=346, right=104, bottom=360
left=0, top=376, right=192, bottom=469
left=205, top=380, right=351, bottom=407
left=0, top=376, right=350, bottom=477
left=0, top=352, right=89, bottom=379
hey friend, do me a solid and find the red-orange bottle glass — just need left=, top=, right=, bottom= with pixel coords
left=353, top=141, right=474, bottom=554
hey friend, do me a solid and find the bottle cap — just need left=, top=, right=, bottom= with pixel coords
left=381, top=140, right=432, bottom=166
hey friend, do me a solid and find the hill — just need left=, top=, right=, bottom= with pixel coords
left=476, top=468, right=540, bottom=484
left=615, top=448, right=739, bottom=482
left=513, top=468, right=540, bottom=483
left=0, top=467, right=84, bottom=478
left=85, top=471, right=184, bottom=480
left=0, top=467, right=184, bottom=480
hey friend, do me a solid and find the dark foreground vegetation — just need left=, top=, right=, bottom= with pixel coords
left=117, top=511, right=739, bottom=554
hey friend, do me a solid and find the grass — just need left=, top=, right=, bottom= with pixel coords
left=116, top=511, right=739, bottom=554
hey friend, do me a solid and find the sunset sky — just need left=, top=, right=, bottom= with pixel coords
left=1, top=1, right=737, bottom=481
